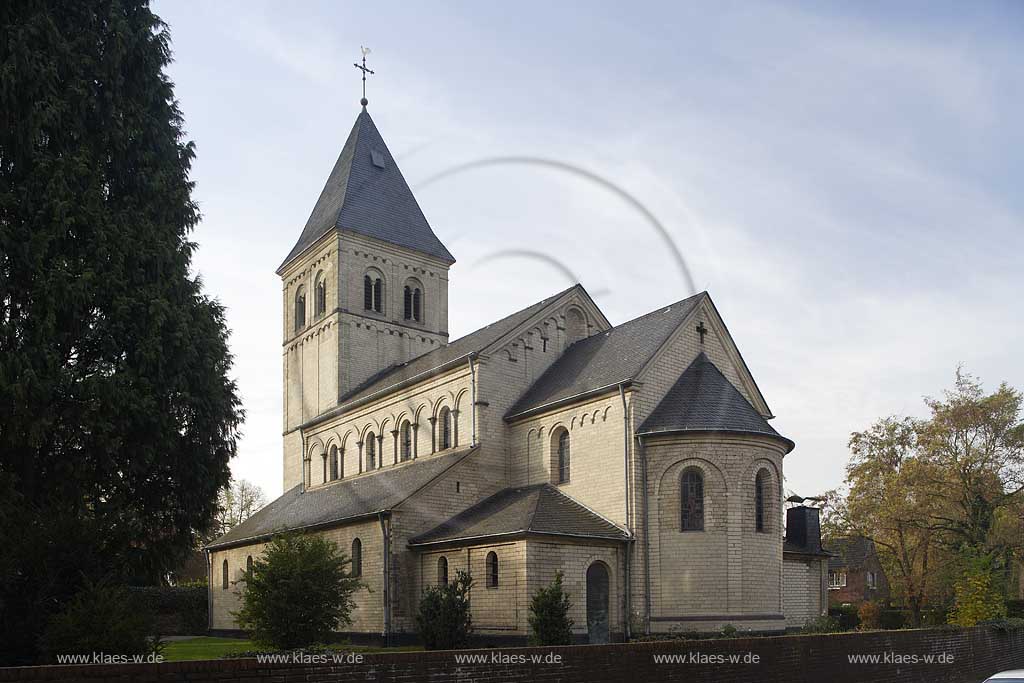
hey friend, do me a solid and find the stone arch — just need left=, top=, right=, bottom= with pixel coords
left=744, top=457, right=782, bottom=534
left=657, top=457, right=728, bottom=533
left=565, top=306, right=587, bottom=346
left=550, top=425, right=571, bottom=485
left=402, top=276, right=425, bottom=323
left=363, top=266, right=386, bottom=314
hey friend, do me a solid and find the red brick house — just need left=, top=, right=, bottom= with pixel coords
left=825, top=536, right=890, bottom=605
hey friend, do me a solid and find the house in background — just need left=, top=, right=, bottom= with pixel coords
left=824, top=536, right=890, bottom=605
left=781, top=504, right=831, bottom=630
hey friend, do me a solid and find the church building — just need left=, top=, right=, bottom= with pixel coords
left=206, top=98, right=829, bottom=643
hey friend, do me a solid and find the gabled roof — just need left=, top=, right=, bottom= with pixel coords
left=409, top=484, right=629, bottom=546
left=637, top=352, right=793, bottom=451
left=825, top=536, right=876, bottom=570
left=278, top=107, right=454, bottom=273
left=506, top=293, right=705, bottom=419
left=206, top=447, right=474, bottom=550
left=304, top=285, right=585, bottom=427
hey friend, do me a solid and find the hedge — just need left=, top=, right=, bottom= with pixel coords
left=127, top=586, right=207, bottom=635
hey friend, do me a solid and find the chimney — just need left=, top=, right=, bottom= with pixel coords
left=786, top=505, right=823, bottom=553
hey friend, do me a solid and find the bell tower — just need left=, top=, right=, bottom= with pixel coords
left=276, top=102, right=454, bottom=490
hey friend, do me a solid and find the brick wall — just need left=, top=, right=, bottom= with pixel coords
left=5, top=626, right=1022, bottom=683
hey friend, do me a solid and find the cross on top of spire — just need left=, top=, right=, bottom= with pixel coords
left=353, top=46, right=374, bottom=107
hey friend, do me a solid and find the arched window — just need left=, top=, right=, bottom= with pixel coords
left=556, top=430, right=570, bottom=484
left=321, top=452, right=327, bottom=484
left=329, top=445, right=340, bottom=481
left=755, top=470, right=768, bottom=532
left=439, top=407, right=452, bottom=450
left=401, top=420, right=412, bottom=461
left=366, top=433, right=376, bottom=469
left=364, top=275, right=373, bottom=311
left=438, top=556, right=448, bottom=585
left=373, top=277, right=383, bottom=313
left=294, top=287, right=306, bottom=332
left=246, top=555, right=253, bottom=575
left=565, top=307, right=586, bottom=345
left=413, top=287, right=422, bottom=322
left=486, top=551, right=499, bottom=588
left=222, top=559, right=229, bottom=589
left=314, top=272, right=326, bottom=317
left=403, top=286, right=412, bottom=320
left=681, top=468, right=705, bottom=531
left=304, top=456, right=311, bottom=488
left=351, top=538, right=362, bottom=577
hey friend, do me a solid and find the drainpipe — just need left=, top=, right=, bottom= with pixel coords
left=618, top=384, right=633, bottom=640
left=205, top=549, right=212, bottom=634
left=379, top=512, right=391, bottom=647
left=639, top=435, right=652, bottom=635
left=467, top=355, right=477, bottom=447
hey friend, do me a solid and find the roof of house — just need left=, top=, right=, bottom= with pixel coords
left=279, top=108, right=454, bottom=273
left=506, top=293, right=705, bottom=419
left=825, top=536, right=876, bottom=570
left=637, top=352, right=794, bottom=452
left=409, top=484, right=629, bottom=546
left=206, top=447, right=474, bottom=550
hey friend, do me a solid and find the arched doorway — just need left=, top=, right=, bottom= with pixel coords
left=586, top=561, right=610, bottom=644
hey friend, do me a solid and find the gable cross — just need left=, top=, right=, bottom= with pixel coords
left=695, top=321, right=708, bottom=345
left=353, top=46, right=374, bottom=106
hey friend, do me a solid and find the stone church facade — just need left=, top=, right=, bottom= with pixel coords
left=206, top=104, right=828, bottom=643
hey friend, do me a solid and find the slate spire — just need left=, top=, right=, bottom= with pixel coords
left=278, top=108, right=454, bottom=273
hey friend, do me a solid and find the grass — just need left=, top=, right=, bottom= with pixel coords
left=161, top=637, right=422, bottom=662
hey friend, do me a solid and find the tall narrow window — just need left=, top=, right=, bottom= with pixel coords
left=364, top=275, right=373, bottom=310
left=294, top=287, right=306, bottom=331
left=438, top=556, right=448, bottom=585
left=755, top=470, right=767, bottom=532
left=222, top=559, right=229, bottom=589
left=372, top=278, right=382, bottom=312
left=314, top=272, right=326, bottom=317
left=413, top=288, right=422, bottom=322
left=681, top=468, right=705, bottom=531
left=557, top=430, right=570, bottom=484
left=246, top=555, right=253, bottom=575
left=322, top=453, right=327, bottom=484
left=401, top=421, right=412, bottom=461
left=366, top=433, right=376, bottom=469
left=486, top=551, right=499, bottom=588
left=403, top=286, right=412, bottom=320
left=439, top=408, right=452, bottom=450
left=351, top=538, right=362, bottom=577
left=330, top=445, right=340, bottom=481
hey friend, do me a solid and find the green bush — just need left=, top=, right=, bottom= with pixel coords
left=949, top=565, right=1007, bottom=627
left=1006, top=600, right=1024, bottom=618
left=828, top=605, right=860, bottom=631
left=234, top=533, right=363, bottom=650
left=528, top=571, right=574, bottom=645
left=416, top=570, right=474, bottom=650
left=857, top=601, right=882, bottom=630
left=128, top=586, right=207, bottom=634
left=720, top=624, right=739, bottom=638
left=801, top=615, right=842, bottom=634
left=879, top=609, right=907, bottom=630
left=40, top=583, right=159, bottom=662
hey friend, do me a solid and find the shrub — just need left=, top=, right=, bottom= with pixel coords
left=416, top=570, right=473, bottom=650
left=528, top=571, right=574, bottom=645
left=720, top=624, right=738, bottom=638
left=879, top=608, right=907, bottom=630
left=828, top=604, right=860, bottom=631
left=857, top=601, right=882, bottom=630
left=127, top=585, right=207, bottom=634
left=234, top=533, right=363, bottom=649
left=40, top=583, right=159, bottom=662
left=1006, top=600, right=1024, bottom=619
left=949, top=565, right=1007, bottom=627
left=801, top=615, right=841, bottom=634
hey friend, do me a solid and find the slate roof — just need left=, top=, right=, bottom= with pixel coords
left=279, top=108, right=454, bottom=273
left=409, top=484, right=629, bottom=546
left=310, top=286, right=580, bottom=420
left=826, top=536, right=875, bottom=570
left=206, top=447, right=474, bottom=550
left=506, top=293, right=705, bottom=419
left=637, top=352, right=794, bottom=452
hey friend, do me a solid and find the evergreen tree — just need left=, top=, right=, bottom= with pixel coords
left=528, top=571, right=575, bottom=645
left=0, top=0, right=242, bottom=663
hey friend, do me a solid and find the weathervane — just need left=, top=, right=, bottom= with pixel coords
left=353, top=46, right=374, bottom=106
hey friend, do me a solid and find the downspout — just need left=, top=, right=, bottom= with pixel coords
left=619, top=384, right=632, bottom=640
left=379, top=512, right=391, bottom=647
left=467, top=355, right=477, bottom=447
left=205, top=549, right=212, bottom=634
left=639, top=435, right=652, bottom=635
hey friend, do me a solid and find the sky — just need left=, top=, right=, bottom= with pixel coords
left=155, top=0, right=1024, bottom=502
